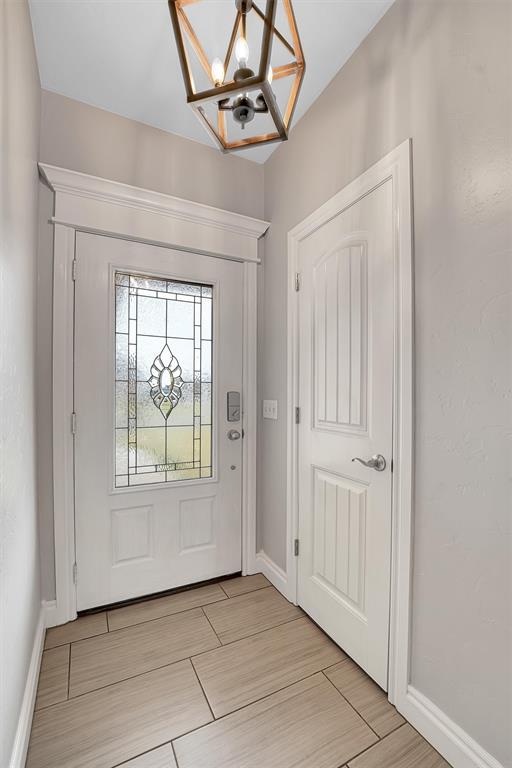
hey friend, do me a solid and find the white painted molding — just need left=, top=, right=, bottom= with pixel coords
left=44, top=167, right=266, bottom=626
left=254, top=551, right=290, bottom=600
left=52, top=224, right=77, bottom=627
left=286, top=140, right=414, bottom=655
left=9, top=606, right=45, bottom=768
left=43, top=600, right=58, bottom=629
left=39, top=164, right=269, bottom=264
left=401, top=687, right=505, bottom=768
left=285, top=139, right=503, bottom=768
left=241, top=261, right=259, bottom=575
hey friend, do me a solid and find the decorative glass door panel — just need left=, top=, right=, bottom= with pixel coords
left=75, top=233, right=242, bottom=610
left=114, top=271, right=213, bottom=487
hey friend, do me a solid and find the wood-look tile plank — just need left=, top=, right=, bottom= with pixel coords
left=192, top=616, right=346, bottom=717
left=116, top=744, right=177, bottom=767
left=174, top=673, right=377, bottom=768
left=324, top=658, right=405, bottom=737
left=108, top=583, right=227, bottom=631
left=69, top=608, right=219, bottom=698
left=27, top=660, right=211, bottom=768
left=220, top=573, right=270, bottom=598
left=348, top=723, right=451, bottom=768
left=45, top=613, right=107, bottom=649
left=203, top=586, right=302, bottom=644
left=35, top=645, right=70, bottom=710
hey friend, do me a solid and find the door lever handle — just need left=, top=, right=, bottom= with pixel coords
left=352, top=454, right=386, bottom=472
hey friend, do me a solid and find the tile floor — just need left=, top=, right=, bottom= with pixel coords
left=27, top=575, right=451, bottom=768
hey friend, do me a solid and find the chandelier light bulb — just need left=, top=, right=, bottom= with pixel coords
left=235, top=36, right=250, bottom=66
left=211, top=57, right=225, bottom=86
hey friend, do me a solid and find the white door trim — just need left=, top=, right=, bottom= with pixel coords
left=40, top=163, right=269, bottom=627
left=286, top=139, right=413, bottom=708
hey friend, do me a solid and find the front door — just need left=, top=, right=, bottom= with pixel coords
left=74, top=232, right=243, bottom=610
left=297, top=178, right=394, bottom=688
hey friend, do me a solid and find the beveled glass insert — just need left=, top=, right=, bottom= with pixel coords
left=115, top=271, right=213, bottom=487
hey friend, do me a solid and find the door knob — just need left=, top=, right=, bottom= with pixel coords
left=227, top=429, right=241, bottom=441
left=352, top=454, right=386, bottom=471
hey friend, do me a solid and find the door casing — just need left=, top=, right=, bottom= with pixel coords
left=40, top=162, right=269, bottom=628
left=286, top=139, right=414, bottom=709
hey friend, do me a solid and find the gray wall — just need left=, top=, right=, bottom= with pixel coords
left=40, top=90, right=264, bottom=219
left=0, top=1, right=41, bottom=764
left=33, top=3, right=511, bottom=762
left=37, top=90, right=265, bottom=599
left=260, top=0, right=511, bottom=764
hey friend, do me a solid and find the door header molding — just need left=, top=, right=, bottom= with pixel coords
left=45, top=164, right=262, bottom=628
left=39, top=163, right=269, bottom=263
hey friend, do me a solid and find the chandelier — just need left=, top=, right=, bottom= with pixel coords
left=168, top=0, right=305, bottom=153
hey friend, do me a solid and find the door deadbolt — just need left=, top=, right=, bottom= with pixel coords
left=227, top=391, right=241, bottom=422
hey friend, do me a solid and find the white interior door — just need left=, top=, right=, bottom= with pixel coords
left=297, top=179, right=394, bottom=689
left=74, top=232, right=243, bottom=610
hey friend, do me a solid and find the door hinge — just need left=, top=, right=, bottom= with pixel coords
left=295, top=272, right=301, bottom=292
left=73, top=562, right=78, bottom=585
left=294, top=539, right=299, bottom=557
left=295, top=406, right=300, bottom=424
left=72, top=259, right=77, bottom=281
left=71, top=412, right=77, bottom=435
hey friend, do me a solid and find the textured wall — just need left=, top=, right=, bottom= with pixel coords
left=32, top=3, right=512, bottom=763
left=0, top=0, right=41, bottom=764
left=37, top=90, right=265, bottom=600
left=39, top=90, right=264, bottom=219
left=261, top=0, right=512, bottom=764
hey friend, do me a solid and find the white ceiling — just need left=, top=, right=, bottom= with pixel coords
left=30, top=0, right=394, bottom=163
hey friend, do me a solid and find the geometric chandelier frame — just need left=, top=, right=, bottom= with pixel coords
left=168, top=0, right=305, bottom=152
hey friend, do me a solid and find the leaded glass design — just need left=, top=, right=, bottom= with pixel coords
left=115, top=271, right=213, bottom=487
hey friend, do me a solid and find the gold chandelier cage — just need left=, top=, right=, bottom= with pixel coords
left=168, top=0, right=305, bottom=152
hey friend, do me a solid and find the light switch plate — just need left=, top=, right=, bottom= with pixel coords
left=263, top=399, right=278, bottom=420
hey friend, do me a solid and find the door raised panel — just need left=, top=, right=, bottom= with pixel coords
left=75, top=233, right=243, bottom=609
left=313, top=242, right=368, bottom=433
left=312, top=469, right=367, bottom=618
left=298, top=178, right=394, bottom=688
left=111, top=506, right=154, bottom=566
left=179, top=496, right=215, bottom=552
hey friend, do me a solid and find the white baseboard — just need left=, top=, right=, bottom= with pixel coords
left=42, top=599, right=58, bottom=628
left=9, top=593, right=503, bottom=768
left=399, top=686, right=504, bottom=768
left=9, top=605, right=45, bottom=768
left=254, top=550, right=292, bottom=601
left=253, top=551, right=503, bottom=768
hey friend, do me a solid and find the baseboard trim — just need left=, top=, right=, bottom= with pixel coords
left=9, top=605, right=45, bottom=768
left=254, top=550, right=292, bottom=601
left=9, top=595, right=503, bottom=768
left=399, top=686, right=504, bottom=768
left=251, top=554, right=503, bottom=768
left=43, top=599, right=58, bottom=628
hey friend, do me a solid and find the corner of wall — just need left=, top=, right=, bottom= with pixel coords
left=396, top=686, right=506, bottom=768
left=254, top=550, right=291, bottom=602
left=1, top=1, right=43, bottom=763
